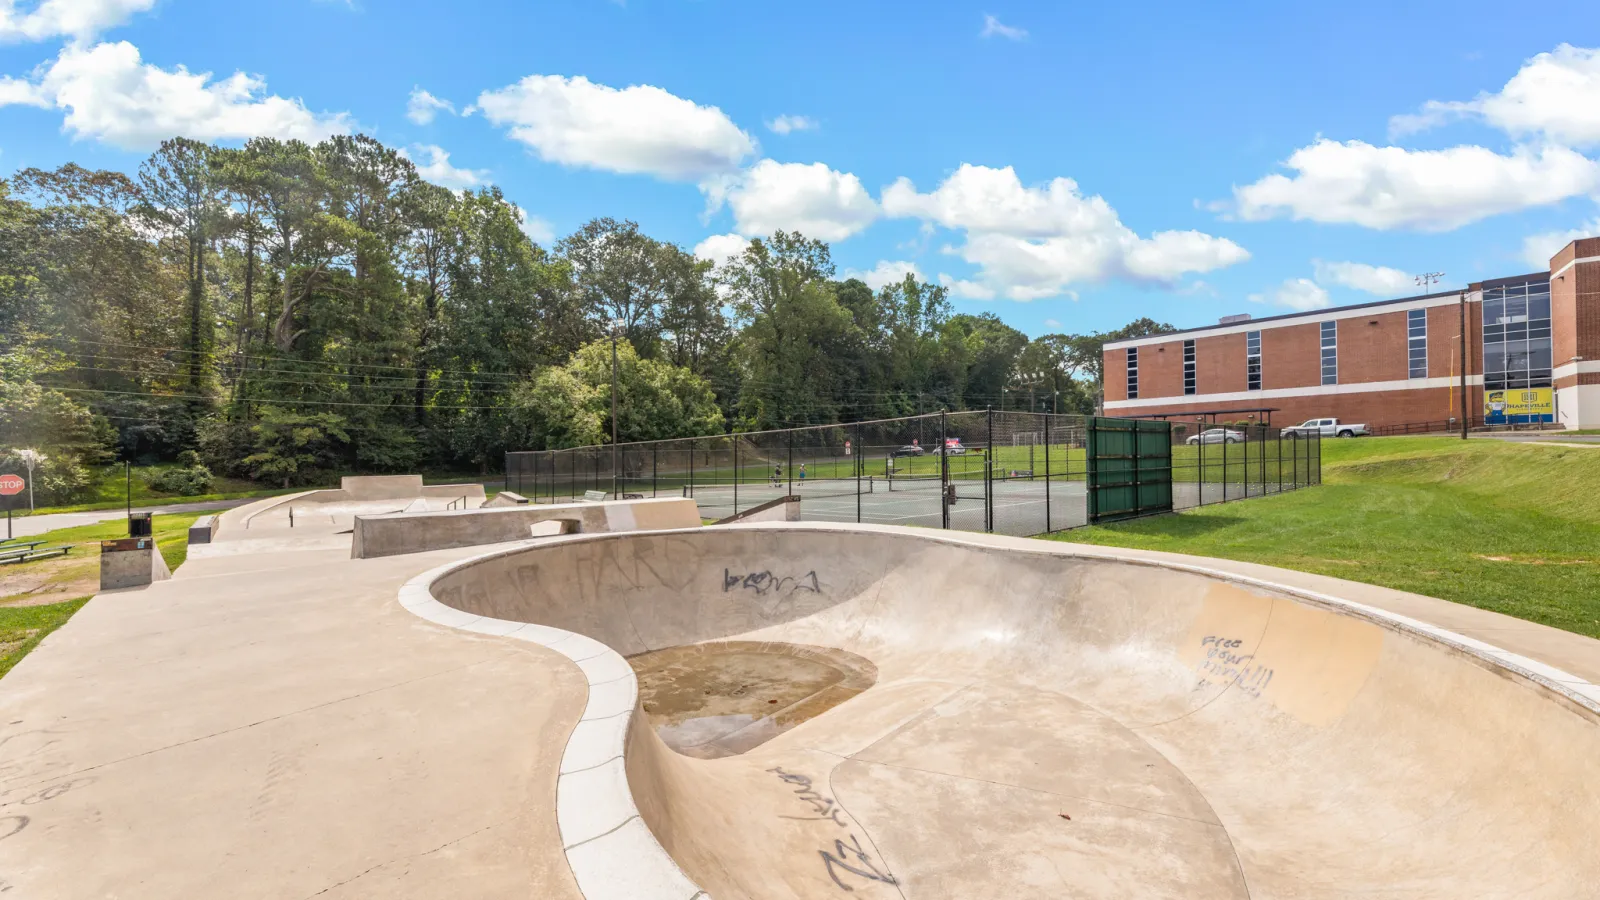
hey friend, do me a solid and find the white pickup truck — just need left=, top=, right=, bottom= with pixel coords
left=1281, top=417, right=1368, bottom=439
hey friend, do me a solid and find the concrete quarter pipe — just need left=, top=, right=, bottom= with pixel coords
left=407, top=523, right=1600, bottom=900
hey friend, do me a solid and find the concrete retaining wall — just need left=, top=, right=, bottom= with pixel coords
left=350, top=497, right=700, bottom=559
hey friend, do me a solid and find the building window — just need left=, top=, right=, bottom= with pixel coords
left=1126, top=346, right=1139, bottom=399
left=1183, top=340, right=1197, bottom=395
left=1320, top=321, right=1337, bottom=385
left=1482, top=278, right=1553, bottom=392
left=1246, top=330, right=1261, bottom=391
left=1407, top=309, right=1427, bottom=379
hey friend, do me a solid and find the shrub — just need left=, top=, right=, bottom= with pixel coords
left=146, top=465, right=213, bottom=496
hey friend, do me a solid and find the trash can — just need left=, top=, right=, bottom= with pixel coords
left=128, top=512, right=153, bottom=538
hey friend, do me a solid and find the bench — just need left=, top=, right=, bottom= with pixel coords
left=582, top=490, right=607, bottom=502
left=0, top=540, right=46, bottom=552
left=0, top=546, right=70, bottom=565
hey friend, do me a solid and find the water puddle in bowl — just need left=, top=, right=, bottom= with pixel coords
left=627, top=641, right=877, bottom=759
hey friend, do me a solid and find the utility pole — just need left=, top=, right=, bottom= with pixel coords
left=610, top=319, right=621, bottom=496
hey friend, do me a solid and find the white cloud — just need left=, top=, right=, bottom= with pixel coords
left=980, top=14, right=1026, bottom=40
left=1391, top=44, right=1600, bottom=147
left=0, top=41, right=352, bottom=150
left=937, top=273, right=997, bottom=301
left=476, top=74, right=755, bottom=181
left=401, top=144, right=488, bottom=190
left=843, top=259, right=923, bottom=290
left=766, top=114, right=816, bottom=135
left=1249, top=278, right=1330, bottom=311
left=707, top=159, right=880, bottom=242
left=884, top=164, right=1248, bottom=300
left=1521, top=218, right=1600, bottom=268
left=513, top=207, right=555, bottom=245
left=692, top=232, right=749, bottom=268
left=1043, top=318, right=1062, bottom=328
left=1230, top=139, right=1600, bottom=231
left=0, top=0, right=154, bottom=42
left=1312, top=259, right=1414, bottom=295
left=406, top=87, right=454, bottom=125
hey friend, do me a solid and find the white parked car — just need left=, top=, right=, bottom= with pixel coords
left=1281, top=418, right=1368, bottom=439
left=1185, top=428, right=1245, bottom=445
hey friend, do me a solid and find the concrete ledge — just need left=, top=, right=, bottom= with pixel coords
left=483, top=491, right=531, bottom=508
left=99, top=538, right=171, bottom=590
left=351, top=498, right=700, bottom=559
left=188, top=515, right=216, bottom=545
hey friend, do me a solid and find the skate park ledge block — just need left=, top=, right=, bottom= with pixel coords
left=188, top=515, right=216, bottom=545
left=99, top=537, right=171, bottom=590
left=350, top=497, right=700, bottom=559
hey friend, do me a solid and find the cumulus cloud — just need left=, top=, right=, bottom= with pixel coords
left=476, top=74, right=755, bottom=181
left=406, top=87, right=454, bottom=125
left=706, top=159, right=879, bottom=242
left=980, top=14, right=1026, bottom=40
left=1521, top=217, right=1600, bottom=268
left=1312, top=259, right=1415, bottom=295
left=843, top=259, right=924, bottom=290
left=883, top=164, right=1249, bottom=300
left=1250, top=278, right=1330, bottom=311
left=0, top=0, right=154, bottom=42
left=513, top=206, right=555, bottom=245
left=1391, top=44, right=1600, bottom=147
left=0, top=41, right=352, bottom=149
left=1229, top=139, right=1600, bottom=231
left=766, top=114, right=816, bottom=135
left=692, top=232, right=749, bottom=269
left=401, top=144, right=488, bottom=190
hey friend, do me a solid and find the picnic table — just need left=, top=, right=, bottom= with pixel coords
left=0, top=543, right=71, bottom=564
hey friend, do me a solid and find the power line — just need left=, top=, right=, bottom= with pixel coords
left=39, top=384, right=512, bottom=411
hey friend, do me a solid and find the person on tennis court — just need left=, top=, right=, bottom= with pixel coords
left=799, top=463, right=807, bottom=483
left=771, top=464, right=782, bottom=488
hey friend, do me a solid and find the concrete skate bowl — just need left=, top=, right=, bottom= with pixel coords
left=418, top=525, right=1600, bottom=900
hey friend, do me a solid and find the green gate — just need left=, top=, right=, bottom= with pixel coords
left=1085, top=417, right=1173, bottom=524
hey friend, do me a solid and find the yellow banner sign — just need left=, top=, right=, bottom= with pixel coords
left=1484, top=387, right=1553, bottom=422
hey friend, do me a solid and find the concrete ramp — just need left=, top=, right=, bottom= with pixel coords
left=417, top=524, right=1600, bottom=900
left=351, top=497, right=700, bottom=558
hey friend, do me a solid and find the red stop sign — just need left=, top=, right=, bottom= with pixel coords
left=0, top=474, right=23, bottom=496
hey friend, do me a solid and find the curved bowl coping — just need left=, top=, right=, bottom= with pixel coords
left=395, top=524, right=1600, bottom=900
left=398, top=541, right=707, bottom=900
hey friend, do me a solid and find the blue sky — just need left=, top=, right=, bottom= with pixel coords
left=3, top=0, right=1599, bottom=338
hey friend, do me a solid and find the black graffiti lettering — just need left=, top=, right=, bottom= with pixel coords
left=725, top=569, right=824, bottom=596
left=0, top=817, right=26, bottom=842
left=820, top=833, right=898, bottom=892
left=767, top=767, right=847, bottom=826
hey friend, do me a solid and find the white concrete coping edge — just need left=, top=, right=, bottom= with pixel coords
left=396, top=548, right=707, bottom=900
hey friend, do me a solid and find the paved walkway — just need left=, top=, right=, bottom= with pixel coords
left=2, top=498, right=256, bottom=540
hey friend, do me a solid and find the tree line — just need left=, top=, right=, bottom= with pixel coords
left=0, top=133, right=1170, bottom=502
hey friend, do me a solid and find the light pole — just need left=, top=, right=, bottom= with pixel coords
left=18, top=449, right=43, bottom=513
left=610, top=319, right=622, bottom=497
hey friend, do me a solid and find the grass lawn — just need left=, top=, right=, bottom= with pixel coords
left=1, top=512, right=201, bottom=607
left=1049, top=436, right=1600, bottom=639
left=0, top=597, right=89, bottom=679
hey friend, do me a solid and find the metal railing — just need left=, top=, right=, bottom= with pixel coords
left=506, top=411, right=1320, bottom=538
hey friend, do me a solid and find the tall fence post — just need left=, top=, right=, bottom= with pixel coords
left=787, top=431, right=794, bottom=497
left=985, top=407, right=994, bottom=533
left=733, top=437, right=739, bottom=515
left=854, top=421, right=863, bottom=524
left=939, top=410, right=950, bottom=530
left=652, top=445, right=658, bottom=498
left=1044, top=413, right=1053, bottom=532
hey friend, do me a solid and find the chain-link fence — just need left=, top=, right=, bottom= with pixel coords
left=505, top=411, right=1320, bottom=538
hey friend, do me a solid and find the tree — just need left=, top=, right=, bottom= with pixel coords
left=139, top=138, right=221, bottom=396
left=510, top=340, right=724, bottom=448
left=558, top=217, right=669, bottom=352
left=946, top=313, right=1027, bottom=409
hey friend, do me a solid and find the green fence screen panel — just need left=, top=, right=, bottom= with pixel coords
left=1085, top=417, right=1173, bottom=524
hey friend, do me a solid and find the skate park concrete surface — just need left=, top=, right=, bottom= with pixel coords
left=1, top=503, right=1599, bottom=899
left=351, top=496, right=700, bottom=559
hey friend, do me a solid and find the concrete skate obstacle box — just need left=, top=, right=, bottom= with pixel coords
left=402, top=523, right=1600, bottom=900
left=351, top=496, right=699, bottom=559
left=99, top=537, right=171, bottom=590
